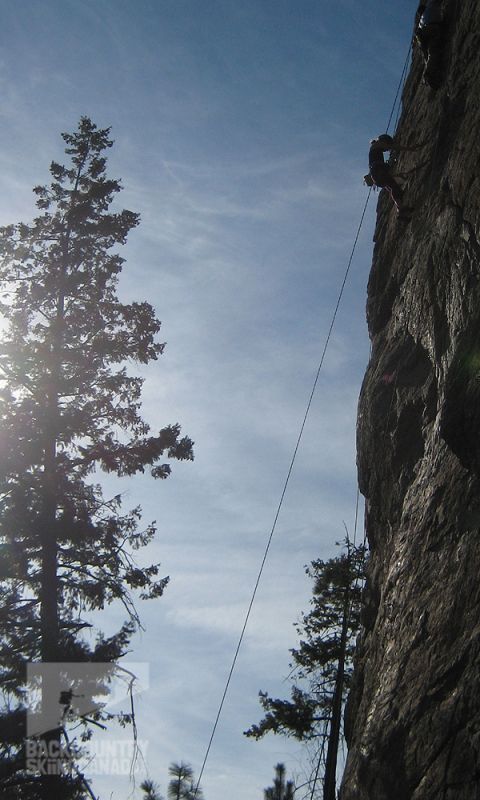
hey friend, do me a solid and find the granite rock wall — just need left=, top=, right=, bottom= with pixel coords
left=340, top=2, right=480, bottom=797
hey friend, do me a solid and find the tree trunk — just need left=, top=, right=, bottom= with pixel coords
left=323, top=565, right=351, bottom=800
left=40, top=431, right=59, bottom=663
left=38, top=241, right=69, bottom=797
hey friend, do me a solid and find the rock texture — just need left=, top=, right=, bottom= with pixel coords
left=340, top=2, right=480, bottom=798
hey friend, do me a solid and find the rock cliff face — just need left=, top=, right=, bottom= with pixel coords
left=340, top=2, right=480, bottom=798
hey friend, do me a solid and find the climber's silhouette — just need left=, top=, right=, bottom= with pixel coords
left=414, top=0, right=444, bottom=89
left=366, top=134, right=413, bottom=220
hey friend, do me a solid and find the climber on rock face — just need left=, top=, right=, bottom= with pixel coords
left=366, top=134, right=413, bottom=220
left=414, top=0, right=444, bottom=89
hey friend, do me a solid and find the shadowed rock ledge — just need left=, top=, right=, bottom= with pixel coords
left=340, top=2, right=480, bottom=798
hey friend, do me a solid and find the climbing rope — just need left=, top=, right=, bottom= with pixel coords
left=194, top=25, right=416, bottom=800
left=193, top=187, right=372, bottom=797
left=303, top=37, right=415, bottom=800
left=388, top=43, right=413, bottom=136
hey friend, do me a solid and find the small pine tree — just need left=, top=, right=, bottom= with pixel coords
left=141, top=778, right=164, bottom=800
left=0, top=118, right=193, bottom=798
left=167, top=762, right=203, bottom=800
left=264, top=763, right=294, bottom=800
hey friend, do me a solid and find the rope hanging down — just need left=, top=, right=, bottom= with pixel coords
left=195, top=33, right=413, bottom=800
left=193, top=191, right=372, bottom=798
left=306, top=40, right=414, bottom=800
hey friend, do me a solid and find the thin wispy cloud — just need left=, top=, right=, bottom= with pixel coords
left=0, top=1, right=415, bottom=798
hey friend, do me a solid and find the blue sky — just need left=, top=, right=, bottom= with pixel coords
left=0, top=1, right=416, bottom=798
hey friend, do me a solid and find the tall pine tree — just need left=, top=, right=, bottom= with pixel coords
left=0, top=118, right=193, bottom=798
left=245, top=540, right=366, bottom=800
